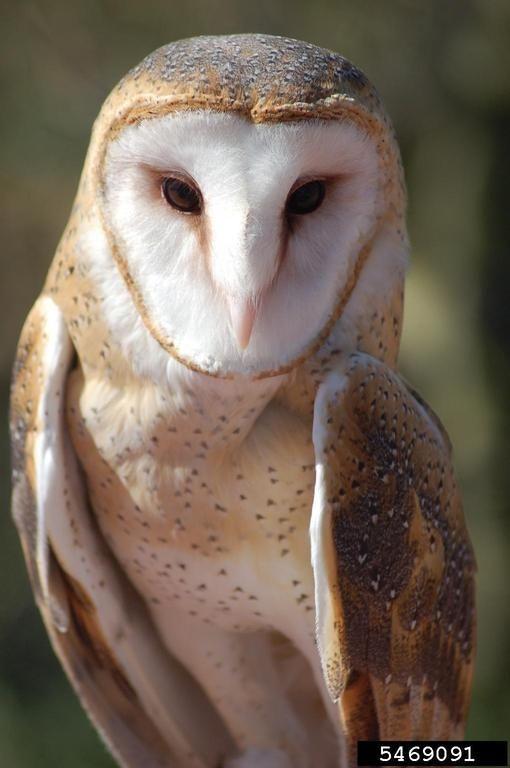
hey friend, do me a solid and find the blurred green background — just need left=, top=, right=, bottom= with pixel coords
left=1, top=0, right=509, bottom=764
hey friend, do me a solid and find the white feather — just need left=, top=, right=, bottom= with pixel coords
left=100, top=110, right=384, bottom=376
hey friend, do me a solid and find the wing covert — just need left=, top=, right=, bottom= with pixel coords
left=310, top=352, right=476, bottom=760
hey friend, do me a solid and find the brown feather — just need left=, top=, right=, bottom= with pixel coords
left=313, top=352, right=476, bottom=760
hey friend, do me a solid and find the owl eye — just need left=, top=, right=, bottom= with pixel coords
left=161, top=176, right=201, bottom=214
left=286, top=180, right=326, bottom=216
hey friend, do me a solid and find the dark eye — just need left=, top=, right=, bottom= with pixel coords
left=286, top=180, right=326, bottom=216
left=161, top=176, right=201, bottom=214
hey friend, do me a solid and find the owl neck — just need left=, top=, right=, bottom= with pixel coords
left=160, top=358, right=285, bottom=455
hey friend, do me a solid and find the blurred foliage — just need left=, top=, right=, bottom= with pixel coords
left=1, top=0, right=509, bottom=765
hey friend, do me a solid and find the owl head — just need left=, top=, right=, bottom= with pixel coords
left=62, top=34, right=408, bottom=380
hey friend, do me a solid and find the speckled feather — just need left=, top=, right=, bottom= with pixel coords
left=10, top=34, right=474, bottom=768
left=311, top=354, right=475, bottom=763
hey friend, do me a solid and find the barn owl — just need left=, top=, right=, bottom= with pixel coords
left=10, top=34, right=475, bottom=768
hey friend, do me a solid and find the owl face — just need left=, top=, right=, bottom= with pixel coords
left=101, top=110, right=382, bottom=377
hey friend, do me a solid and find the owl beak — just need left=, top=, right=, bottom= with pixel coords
left=227, top=296, right=257, bottom=350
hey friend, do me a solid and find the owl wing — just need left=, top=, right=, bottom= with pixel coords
left=310, top=352, right=476, bottom=762
left=10, top=296, right=235, bottom=768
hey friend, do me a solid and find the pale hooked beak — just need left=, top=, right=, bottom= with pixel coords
left=226, top=296, right=257, bottom=350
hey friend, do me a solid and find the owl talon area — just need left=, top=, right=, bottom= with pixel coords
left=224, top=747, right=294, bottom=768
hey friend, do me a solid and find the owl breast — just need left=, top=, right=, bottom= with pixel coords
left=66, top=363, right=318, bottom=644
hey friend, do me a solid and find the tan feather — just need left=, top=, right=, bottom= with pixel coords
left=10, top=296, right=236, bottom=768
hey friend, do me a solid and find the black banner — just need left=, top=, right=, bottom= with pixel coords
left=357, top=741, right=508, bottom=767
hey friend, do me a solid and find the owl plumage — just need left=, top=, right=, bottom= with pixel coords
left=10, top=34, right=475, bottom=768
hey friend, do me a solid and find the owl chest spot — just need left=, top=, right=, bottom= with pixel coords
left=95, top=446, right=316, bottom=632
left=68, top=371, right=317, bottom=633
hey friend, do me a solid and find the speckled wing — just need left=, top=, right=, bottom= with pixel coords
left=310, top=353, right=475, bottom=761
left=10, top=295, right=235, bottom=768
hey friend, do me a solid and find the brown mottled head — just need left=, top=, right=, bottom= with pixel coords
left=49, top=35, right=408, bottom=379
left=114, top=34, right=381, bottom=123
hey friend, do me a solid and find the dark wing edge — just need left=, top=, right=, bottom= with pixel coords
left=10, top=295, right=235, bottom=768
left=310, top=352, right=476, bottom=762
